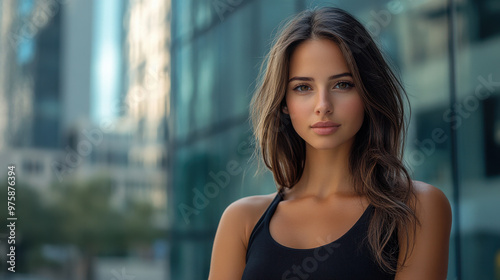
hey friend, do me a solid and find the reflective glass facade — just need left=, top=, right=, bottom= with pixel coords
left=168, top=0, right=500, bottom=279
left=0, top=0, right=170, bottom=279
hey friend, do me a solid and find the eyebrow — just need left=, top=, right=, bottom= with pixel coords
left=288, top=72, right=352, bottom=83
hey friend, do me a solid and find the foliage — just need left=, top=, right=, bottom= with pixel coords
left=0, top=175, right=163, bottom=274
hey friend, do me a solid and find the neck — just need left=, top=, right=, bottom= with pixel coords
left=292, top=140, right=356, bottom=199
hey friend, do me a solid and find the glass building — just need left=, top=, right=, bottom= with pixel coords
left=0, top=0, right=498, bottom=279
left=0, top=0, right=170, bottom=279
left=168, top=0, right=500, bottom=279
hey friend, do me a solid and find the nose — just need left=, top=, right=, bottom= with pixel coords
left=315, top=87, right=333, bottom=115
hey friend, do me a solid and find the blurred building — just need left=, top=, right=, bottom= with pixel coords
left=0, top=0, right=170, bottom=213
left=0, top=0, right=171, bottom=278
left=0, top=0, right=65, bottom=193
left=167, top=0, right=500, bottom=279
left=121, top=0, right=171, bottom=217
left=59, top=0, right=170, bottom=218
left=0, top=0, right=17, bottom=151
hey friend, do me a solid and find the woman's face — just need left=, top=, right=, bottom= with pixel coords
left=284, top=39, right=365, bottom=151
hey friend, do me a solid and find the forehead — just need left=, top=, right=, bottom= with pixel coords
left=288, top=39, right=351, bottom=77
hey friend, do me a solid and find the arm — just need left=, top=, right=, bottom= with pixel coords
left=209, top=194, right=274, bottom=280
left=209, top=201, right=248, bottom=280
left=395, top=181, right=453, bottom=280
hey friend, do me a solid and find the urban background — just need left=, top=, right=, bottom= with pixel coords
left=0, top=0, right=498, bottom=279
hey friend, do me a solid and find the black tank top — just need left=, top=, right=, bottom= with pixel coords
left=242, top=192, right=399, bottom=280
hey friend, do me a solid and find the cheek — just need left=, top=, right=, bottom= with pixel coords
left=285, top=103, right=310, bottom=135
left=286, top=95, right=306, bottom=119
left=287, top=101, right=310, bottom=125
left=340, top=97, right=365, bottom=123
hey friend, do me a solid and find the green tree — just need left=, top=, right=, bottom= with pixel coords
left=1, top=176, right=162, bottom=279
left=0, top=180, right=60, bottom=273
left=50, top=176, right=161, bottom=279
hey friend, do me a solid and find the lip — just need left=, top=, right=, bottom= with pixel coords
left=311, top=121, right=341, bottom=128
left=311, top=121, right=341, bottom=135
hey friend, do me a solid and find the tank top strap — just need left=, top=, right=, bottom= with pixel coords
left=245, top=192, right=283, bottom=261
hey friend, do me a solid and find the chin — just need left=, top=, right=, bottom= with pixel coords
left=306, top=137, right=354, bottom=151
left=307, top=141, right=343, bottom=150
left=311, top=145, right=343, bottom=150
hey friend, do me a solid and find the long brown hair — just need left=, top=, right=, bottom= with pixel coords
left=250, top=7, right=419, bottom=274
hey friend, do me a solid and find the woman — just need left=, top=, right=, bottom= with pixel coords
left=209, top=7, right=452, bottom=280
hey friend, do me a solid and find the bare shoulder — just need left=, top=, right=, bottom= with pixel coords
left=209, top=193, right=277, bottom=279
left=222, top=193, right=277, bottom=244
left=395, top=181, right=452, bottom=279
left=411, top=180, right=452, bottom=218
left=410, top=180, right=452, bottom=234
left=227, top=192, right=277, bottom=210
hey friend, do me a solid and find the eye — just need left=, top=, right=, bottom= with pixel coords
left=293, top=84, right=312, bottom=92
left=334, top=81, right=355, bottom=90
